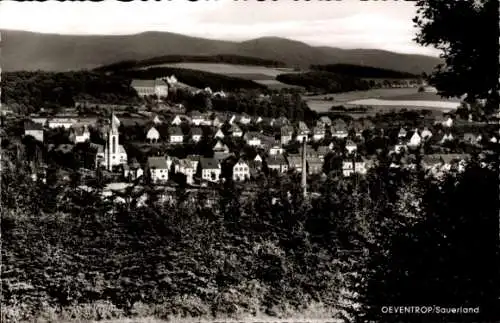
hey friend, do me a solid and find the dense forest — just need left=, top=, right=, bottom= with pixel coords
left=1, top=143, right=498, bottom=322
left=310, top=64, right=419, bottom=79
left=95, top=55, right=287, bottom=72
left=276, top=71, right=371, bottom=94
left=1, top=71, right=140, bottom=115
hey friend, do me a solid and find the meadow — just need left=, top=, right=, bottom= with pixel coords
left=143, top=63, right=300, bottom=89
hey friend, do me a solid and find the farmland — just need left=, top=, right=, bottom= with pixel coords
left=304, top=88, right=461, bottom=114
left=141, top=63, right=301, bottom=89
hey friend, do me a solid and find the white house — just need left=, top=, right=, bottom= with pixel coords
left=239, top=114, right=252, bottom=125
left=146, top=126, right=160, bottom=143
left=342, top=159, right=368, bottom=177
left=169, top=127, right=184, bottom=144
left=214, top=129, right=225, bottom=140
left=421, top=128, right=433, bottom=140
left=398, top=127, right=407, bottom=139
left=266, top=155, right=288, bottom=173
left=171, top=115, right=183, bottom=126
left=153, top=115, right=162, bottom=124
left=408, top=130, right=422, bottom=147
left=69, top=125, right=90, bottom=144
left=440, top=116, right=454, bottom=128
left=312, top=125, right=325, bottom=141
left=189, top=111, right=205, bottom=126
left=147, top=157, right=169, bottom=183
left=269, top=145, right=285, bottom=156
left=245, top=132, right=262, bottom=147
left=233, top=159, right=250, bottom=181
left=280, top=126, right=294, bottom=145
left=345, top=140, right=358, bottom=154
left=199, top=158, right=221, bottom=183
left=174, top=159, right=195, bottom=185
left=254, top=154, right=263, bottom=163
left=440, top=133, right=454, bottom=144
left=213, top=140, right=230, bottom=153
left=191, top=127, right=203, bottom=142
left=24, top=122, right=44, bottom=142
left=230, top=124, right=243, bottom=138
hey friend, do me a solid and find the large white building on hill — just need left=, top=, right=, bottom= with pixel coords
left=131, top=79, right=168, bottom=98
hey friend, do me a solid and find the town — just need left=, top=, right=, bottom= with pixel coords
left=3, top=75, right=498, bottom=208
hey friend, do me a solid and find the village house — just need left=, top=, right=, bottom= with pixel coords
left=408, top=129, right=422, bottom=148
left=199, top=157, right=221, bottom=183
left=439, top=132, right=455, bottom=144
left=152, top=115, right=162, bottom=125
left=266, top=154, right=288, bottom=174
left=169, top=127, right=184, bottom=144
left=69, top=125, right=90, bottom=144
left=147, top=156, right=169, bottom=183
left=269, top=144, right=285, bottom=156
left=30, top=117, right=48, bottom=126
left=312, top=124, right=326, bottom=141
left=306, top=157, right=323, bottom=175
left=319, top=116, right=332, bottom=127
left=230, top=124, right=243, bottom=138
left=280, top=126, right=294, bottom=145
left=398, top=127, right=408, bottom=139
left=331, top=119, right=348, bottom=138
left=316, top=145, right=331, bottom=161
left=146, top=126, right=160, bottom=143
left=296, top=121, right=310, bottom=143
left=95, top=113, right=127, bottom=171
left=233, top=159, right=250, bottom=181
left=253, top=116, right=263, bottom=124
left=173, top=158, right=195, bottom=185
left=421, top=127, right=433, bottom=140
left=462, top=133, right=481, bottom=145
left=422, top=154, right=470, bottom=174
left=436, top=116, right=454, bottom=128
left=191, top=127, right=203, bottom=142
left=189, top=110, right=205, bottom=126
left=131, top=79, right=168, bottom=98
left=214, top=128, right=225, bottom=140
left=287, top=154, right=304, bottom=173
left=245, top=132, right=262, bottom=147
left=254, top=154, right=263, bottom=164
left=123, top=159, right=144, bottom=181
left=171, top=115, right=184, bottom=126
left=345, top=140, right=358, bottom=154
left=24, top=122, right=44, bottom=142
left=213, top=140, right=230, bottom=153
left=342, top=157, right=368, bottom=177
left=200, top=113, right=213, bottom=126
left=238, top=113, right=252, bottom=125
left=48, top=118, right=76, bottom=129
left=186, top=154, right=200, bottom=170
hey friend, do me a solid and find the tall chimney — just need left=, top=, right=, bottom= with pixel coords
left=301, top=138, right=307, bottom=198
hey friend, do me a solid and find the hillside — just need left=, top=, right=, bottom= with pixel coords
left=311, top=64, right=420, bottom=79
left=0, top=29, right=442, bottom=74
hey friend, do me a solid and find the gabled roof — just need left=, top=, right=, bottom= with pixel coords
left=169, top=126, right=183, bottom=136
left=267, top=154, right=287, bottom=166
left=147, top=157, right=168, bottom=169
left=191, top=127, right=203, bottom=135
left=199, top=157, right=220, bottom=169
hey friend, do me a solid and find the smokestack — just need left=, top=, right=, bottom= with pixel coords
left=301, top=138, right=307, bottom=198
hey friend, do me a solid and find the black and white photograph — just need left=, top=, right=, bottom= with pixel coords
left=0, top=0, right=498, bottom=322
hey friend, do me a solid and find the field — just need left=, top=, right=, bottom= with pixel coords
left=143, top=63, right=301, bottom=89
left=304, top=88, right=461, bottom=114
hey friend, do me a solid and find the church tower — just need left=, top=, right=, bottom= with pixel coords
left=106, top=111, right=120, bottom=171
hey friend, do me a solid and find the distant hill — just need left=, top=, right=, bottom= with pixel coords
left=1, top=30, right=442, bottom=74
left=311, top=64, right=420, bottom=79
left=95, top=55, right=287, bottom=72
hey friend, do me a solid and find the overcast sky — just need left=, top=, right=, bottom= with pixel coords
left=0, top=0, right=439, bottom=56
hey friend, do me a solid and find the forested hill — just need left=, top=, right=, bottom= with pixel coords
left=311, top=64, right=421, bottom=79
left=1, top=29, right=441, bottom=74
left=95, top=55, right=287, bottom=72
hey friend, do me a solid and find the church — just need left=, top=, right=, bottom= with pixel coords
left=95, top=113, right=128, bottom=171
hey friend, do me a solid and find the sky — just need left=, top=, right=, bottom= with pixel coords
left=0, top=0, right=440, bottom=56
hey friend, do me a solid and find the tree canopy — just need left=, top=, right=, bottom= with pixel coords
left=413, top=0, right=499, bottom=109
